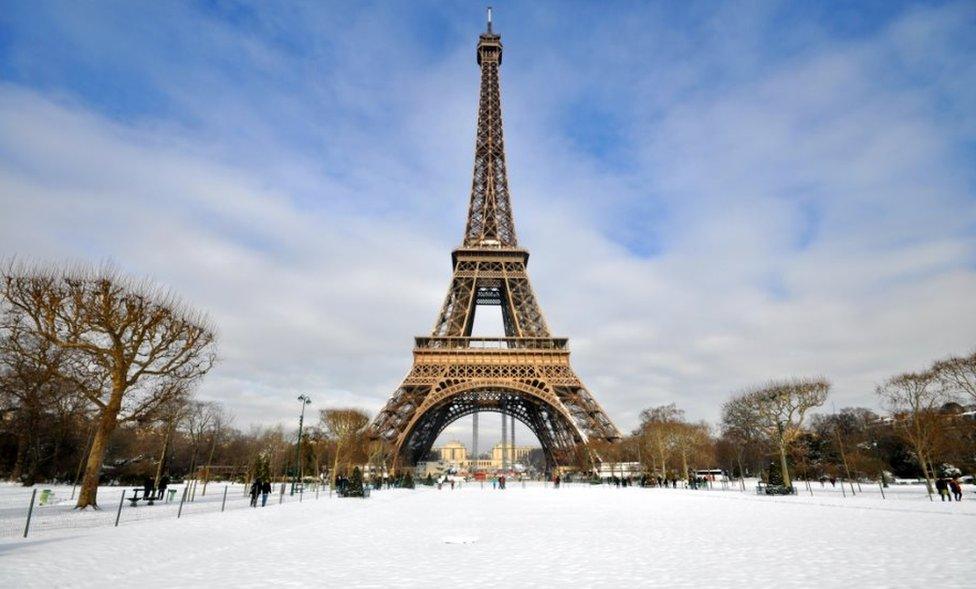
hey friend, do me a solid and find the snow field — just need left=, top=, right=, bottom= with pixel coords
left=1, top=482, right=973, bottom=587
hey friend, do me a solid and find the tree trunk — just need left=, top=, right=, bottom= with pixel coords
left=778, top=443, right=792, bottom=489
left=75, top=387, right=124, bottom=509
left=202, top=428, right=219, bottom=496
left=25, top=430, right=41, bottom=486
left=920, top=453, right=935, bottom=495
left=187, top=446, right=199, bottom=485
left=9, top=426, right=28, bottom=482
left=836, top=436, right=855, bottom=495
left=154, top=419, right=175, bottom=490
left=331, top=441, right=343, bottom=490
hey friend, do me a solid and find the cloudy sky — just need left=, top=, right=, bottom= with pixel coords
left=1, top=1, right=974, bottom=448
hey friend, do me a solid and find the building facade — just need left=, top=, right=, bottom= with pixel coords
left=415, top=441, right=535, bottom=477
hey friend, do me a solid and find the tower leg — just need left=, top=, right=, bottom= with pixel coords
left=472, top=413, right=479, bottom=469
left=501, top=411, right=507, bottom=472
left=510, top=414, right=515, bottom=471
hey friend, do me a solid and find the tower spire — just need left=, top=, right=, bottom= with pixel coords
left=463, top=9, right=516, bottom=247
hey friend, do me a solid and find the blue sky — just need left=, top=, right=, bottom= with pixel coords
left=1, top=1, right=975, bottom=445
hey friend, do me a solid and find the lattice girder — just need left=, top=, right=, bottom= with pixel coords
left=463, top=30, right=517, bottom=248
left=431, top=250, right=551, bottom=339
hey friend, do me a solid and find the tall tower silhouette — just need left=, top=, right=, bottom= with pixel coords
left=369, top=11, right=620, bottom=470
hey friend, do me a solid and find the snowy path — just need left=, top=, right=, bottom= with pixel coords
left=1, top=484, right=973, bottom=587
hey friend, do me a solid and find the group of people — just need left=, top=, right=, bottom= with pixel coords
left=936, top=477, right=964, bottom=502
left=249, top=479, right=273, bottom=507
left=643, top=475, right=678, bottom=488
left=141, top=475, right=169, bottom=500
left=490, top=475, right=507, bottom=489
left=435, top=478, right=457, bottom=490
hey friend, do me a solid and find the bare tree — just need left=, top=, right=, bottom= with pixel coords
left=152, top=393, right=191, bottom=493
left=932, top=351, right=976, bottom=404
left=181, top=401, right=218, bottom=481
left=305, top=425, right=334, bottom=482
left=636, top=404, right=685, bottom=478
left=0, top=313, right=75, bottom=483
left=720, top=395, right=768, bottom=483
left=367, top=439, right=392, bottom=482
left=319, top=408, right=369, bottom=489
left=811, top=408, right=885, bottom=490
left=675, top=421, right=713, bottom=481
left=201, top=405, right=232, bottom=495
left=728, top=378, right=830, bottom=490
left=877, top=371, right=950, bottom=495
left=2, top=263, right=216, bottom=508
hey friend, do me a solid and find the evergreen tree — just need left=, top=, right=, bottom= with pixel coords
left=253, top=453, right=271, bottom=482
left=766, top=458, right=785, bottom=486
left=345, top=466, right=365, bottom=497
left=403, top=472, right=415, bottom=489
left=763, top=457, right=796, bottom=494
left=425, top=473, right=434, bottom=486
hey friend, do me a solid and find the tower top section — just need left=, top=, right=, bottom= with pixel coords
left=464, top=8, right=516, bottom=248
left=477, top=7, right=502, bottom=66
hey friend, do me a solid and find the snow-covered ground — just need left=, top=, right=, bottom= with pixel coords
left=1, top=482, right=973, bottom=587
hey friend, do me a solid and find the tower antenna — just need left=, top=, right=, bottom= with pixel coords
left=487, top=6, right=493, bottom=33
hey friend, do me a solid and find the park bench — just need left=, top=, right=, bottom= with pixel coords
left=127, top=488, right=163, bottom=506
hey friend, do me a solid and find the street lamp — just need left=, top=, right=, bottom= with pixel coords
left=291, top=394, right=312, bottom=495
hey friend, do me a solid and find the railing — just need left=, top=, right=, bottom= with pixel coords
left=415, top=337, right=568, bottom=350
left=1, top=480, right=374, bottom=539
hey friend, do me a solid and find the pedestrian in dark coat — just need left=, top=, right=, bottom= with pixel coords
left=935, top=477, right=949, bottom=501
left=157, top=475, right=170, bottom=500
left=261, top=480, right=272, bottom=506
left=143, top=476, right=155, bottom=500
left=249, top=479, right=261, bottom=507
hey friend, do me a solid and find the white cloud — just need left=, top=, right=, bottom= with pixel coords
left=1, top=3, right=974, bottom=447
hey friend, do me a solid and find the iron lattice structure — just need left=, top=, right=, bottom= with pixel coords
left=369, top=20, right=620, bottom=471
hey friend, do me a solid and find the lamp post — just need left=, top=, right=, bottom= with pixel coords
left=291, top=395, right=312, bottom=495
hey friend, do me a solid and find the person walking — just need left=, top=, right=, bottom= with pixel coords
left=249, top=479, right=261, bottom=507
left=261, top=480, right=271, bottom=506
left=157, top=475, right=169, bottom=500
left=935, top=477, right=950, bottom=501
left=143, top=476, right=155, bottom=501
left=949, top=478, right=963, bottom=502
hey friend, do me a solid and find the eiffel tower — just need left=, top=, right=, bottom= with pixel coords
left=369, top=12, right=620, bottom=471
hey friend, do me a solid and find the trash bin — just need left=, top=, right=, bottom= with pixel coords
left=39, top=489, right=53, bottom=506
left=167, top=489, right=178, bottom=502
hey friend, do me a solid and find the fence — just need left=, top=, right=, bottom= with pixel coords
left=573, top=475, right=959, bottom=502
left=0, top=480, right=335, bottom=539
left=3, top=476, right=957, bottom=539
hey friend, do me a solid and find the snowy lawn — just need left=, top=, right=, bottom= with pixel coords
left=1, top=483, right=973, bottom=587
